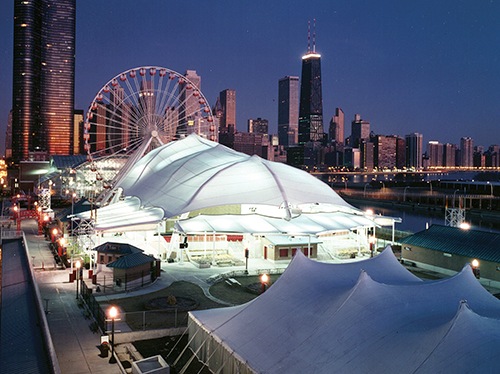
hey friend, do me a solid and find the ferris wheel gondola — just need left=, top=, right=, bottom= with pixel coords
left=84, top=66, right=214, bottom=202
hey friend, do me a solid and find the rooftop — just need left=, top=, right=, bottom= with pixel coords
left=399, top=224, right=500, bottom=262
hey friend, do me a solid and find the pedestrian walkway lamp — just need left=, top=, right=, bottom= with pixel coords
left=75, top=261, right=81, bottom=299
left=109, top=306, right=118, bottom=364
left=369, top=235, right=376, bottom=258
left=244, top=245, right=249, bottom=275
left=261, top=274, right=268, bottom=294
left=472, top=259, right=480, bottom=279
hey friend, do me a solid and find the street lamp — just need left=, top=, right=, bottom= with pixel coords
left=75, top=261, right=81, bottom=299
left=459, top=222, right=470, bottom=230
left=364, top=183, right=370, bottom=197
left=71, top=192, right=76, bottom=216
left=369, top=235, right=376, bottom=258
left=109, top=306, right=118, bottom=364
left=403, top=186, right=410, bottom=201
left=244, top=244, right=249, bottom=275
left=261, top=274, right=268, bottom=294
left=453, top=189, right=460, bottom=208
left=471, top=259, right=480, bottom=279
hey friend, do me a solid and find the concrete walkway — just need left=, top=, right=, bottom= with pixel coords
left=36, top=270, right=122, bottom=374
left=22, top=220, right=122, bottom=374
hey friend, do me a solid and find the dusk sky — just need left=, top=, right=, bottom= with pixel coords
left=1, top=0, right=499, bottom=155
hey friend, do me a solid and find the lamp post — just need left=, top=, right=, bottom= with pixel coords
left=75, top=261, right=81, bottom=299
left=261, top=273, right=268, bottom=294
left=471, top=259, right=480, bottom=279
left=109, top=306, right=118, bottom=364
left=364, top=183, right=370, bottom=197
left=71, top=192, right=76, bottom=216
left=403, top=186, right=409, bottom=201
left=244, top=245, right=249, bottom=275
left=453, top=189, right=460, bottom=208
left=369, top=235, right=376, bottom=258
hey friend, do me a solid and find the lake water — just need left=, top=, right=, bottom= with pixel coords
left=351, top=201, right=500, bottom=234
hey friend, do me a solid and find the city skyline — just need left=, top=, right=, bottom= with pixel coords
left=1, top=0, right=499, bottom=156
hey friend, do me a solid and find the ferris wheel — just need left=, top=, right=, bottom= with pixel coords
left=83, top=66, right=215, bottom=199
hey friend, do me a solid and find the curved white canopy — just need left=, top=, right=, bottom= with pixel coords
left=116, top=134, right=357, bottom=219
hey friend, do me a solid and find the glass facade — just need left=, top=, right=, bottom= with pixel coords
left=298, top=54, right=324, bottom=145
left=278, top=76, right=299, bottom=147
left=12, top=0, right=75, bottom=162
left=12, top=0, right=43, bottom=161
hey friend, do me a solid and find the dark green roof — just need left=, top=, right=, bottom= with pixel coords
left=93, top=242, right=143, bottom=255
left=50, top=155, right=88, bottom=169
left=106, top=252, right=156, bottom=269
left=399, top=224, right=500, bottom=262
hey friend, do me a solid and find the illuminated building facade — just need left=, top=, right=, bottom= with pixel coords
left=12, top=0, right=76, bottom=162
left=298, top=44, right=324, bottom=145
left=278, top=76, right=299, bottom=147
left=460, top=137, right=474, bottom=168
left=329, top=108, right=344, bottom=144
left=178, top=70, right=201, bottom=136
left=248, top=118, right=268, bottom=135
left=219, top=89, right=236, bottom=134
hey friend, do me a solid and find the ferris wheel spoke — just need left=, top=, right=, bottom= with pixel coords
left=84, top=66, right=214, bottom=203
left=89, top=135, right=144, bottom=157
left=156, top=80, right=177, bottom=119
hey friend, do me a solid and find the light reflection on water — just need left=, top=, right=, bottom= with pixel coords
left=352, top=202, right=500, bottom=234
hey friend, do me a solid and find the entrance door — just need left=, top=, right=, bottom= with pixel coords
left=264, top=246, right=267, bottom=259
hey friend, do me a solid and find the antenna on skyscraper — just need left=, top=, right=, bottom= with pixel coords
left=307, top=21, right=311, bottom=53
left=313, top=19, right=316, bottom=53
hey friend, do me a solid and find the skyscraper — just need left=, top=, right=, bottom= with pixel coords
left=298, top=21, right=324, bottom=145
left=427, top=141, right=443, bottom=167
left=460, top=137, right=474, bottom=167
left=12, top=0, right=76, bottom=162
left=372, top=135, right=398, bottom=169
left=278, top=76, right=299, bottom=147
left=350, top=114, right=370, bottom=148
left=329, top=108, right=344, bottom=144
left=405, top=133, right=423, bottom=170
left=219, top=89, right=236, bottom=134
left=443, top=143, right=456, bottom=167
left=178, top=70, right=201, bottom=136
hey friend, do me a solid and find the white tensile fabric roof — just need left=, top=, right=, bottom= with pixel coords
left=174, top=211, right=375, bottom=235
left=188, top=247, right=500, bottom=374
left=116, top=134, right=358, bottom=219
left=75, top=196, right=164, bottom=232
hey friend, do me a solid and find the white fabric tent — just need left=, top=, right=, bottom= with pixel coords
left=174, top=211, right=376, bottom=235
left=115, top=134, right=358, bottom=219
left=75, top=196, right=164, bottom=232
left=188, top=247, right=500, bottom=374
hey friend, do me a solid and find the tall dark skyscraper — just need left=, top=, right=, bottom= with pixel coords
left=12, top=0, right=76, bottom=162
left=219, top=89, right=236, bottom=134
left=298, top=21, right=324, bottom=145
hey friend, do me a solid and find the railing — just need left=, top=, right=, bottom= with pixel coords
left=119, top=309, right=188, bottom=331
left=1, top=228, right=23, bottom=238
left=206, top=267, right=287, bottom=284
left=81, top=280, right=107, bottom=333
